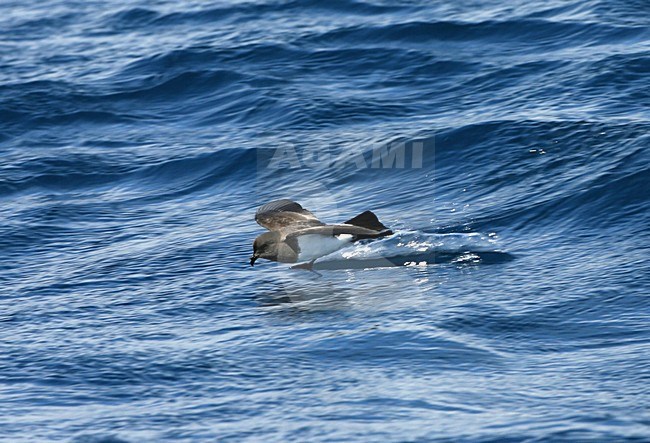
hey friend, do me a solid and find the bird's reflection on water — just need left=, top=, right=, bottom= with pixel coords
left=252, top=250, right=514, bottom=310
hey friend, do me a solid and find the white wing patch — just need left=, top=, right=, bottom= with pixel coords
left=296, top=234, right=354, bottom=261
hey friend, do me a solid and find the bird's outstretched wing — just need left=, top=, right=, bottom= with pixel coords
left=255, top=199, right=324, bottom=232
left=286, top=224, right=392, bottom=241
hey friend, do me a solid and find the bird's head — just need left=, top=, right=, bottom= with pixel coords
left=250, top=231, right=281, bottom=266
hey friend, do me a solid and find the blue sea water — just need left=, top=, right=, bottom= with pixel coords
left=1, top=0, right=649, bottom=441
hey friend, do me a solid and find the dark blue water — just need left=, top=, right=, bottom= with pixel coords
left=1, top=0, right=649, bottom=441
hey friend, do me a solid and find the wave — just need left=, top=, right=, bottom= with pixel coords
left=298, top=19, right=647, bottom=48
left=101, top=1, right=405, bottom=32
left=0, top=148, right=258, bottom=198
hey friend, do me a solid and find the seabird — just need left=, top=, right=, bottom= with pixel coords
left=250, top=199, right=392, bottom=269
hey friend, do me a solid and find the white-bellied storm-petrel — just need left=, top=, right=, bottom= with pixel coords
left=250, top=199, right=392, bottom=269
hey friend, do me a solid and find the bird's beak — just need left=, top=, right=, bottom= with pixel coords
left=250, top=255, right=258, bottom=267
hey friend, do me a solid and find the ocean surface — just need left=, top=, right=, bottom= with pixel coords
left=1, top=0, right=649, bottom=441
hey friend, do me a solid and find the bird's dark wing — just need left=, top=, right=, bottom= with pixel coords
left=286, top=224, right=392, bottom=241
left=255, top=199, right=324, bottom=232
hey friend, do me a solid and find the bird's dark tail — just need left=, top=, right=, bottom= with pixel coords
left=344, top=210, right=390, bottom=232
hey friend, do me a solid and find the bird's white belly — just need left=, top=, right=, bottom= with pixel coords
left=296, top=234, right=354, bottom=261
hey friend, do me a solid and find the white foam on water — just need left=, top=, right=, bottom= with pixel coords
left=320, top=230, right=501, bottom=262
